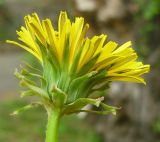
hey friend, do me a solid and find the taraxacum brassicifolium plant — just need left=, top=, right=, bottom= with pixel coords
left=6, top=12, right=150, bottom=142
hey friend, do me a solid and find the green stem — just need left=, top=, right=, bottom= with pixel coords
left=45, top=109, right=61, bottom=142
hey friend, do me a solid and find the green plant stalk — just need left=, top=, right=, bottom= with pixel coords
left=45, top=108, right=61, bottom=142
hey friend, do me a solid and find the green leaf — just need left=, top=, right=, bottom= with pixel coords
left=50, top=85, right=67, bottom=108
left=20, top=90, right=35, bottom=98
left=20, top=79, right=49, bottom=100
left=43, top=55, right=60, bottom=91
left=100, top=102, right=119, bottom=115
left=77, top=69, right=108, bottom=98
left=62, top=97, right=104, bottom=115
left=10, top=102, right=42, bottom=115
left=20, top=67, right=43, bottom=79
left=70, top=42, right=84, bottom=76
left=57, top=72, right=71, bottom=92
left=88, top=90, right=107, bottom=99
left=62, top=36, right=70, bottom=70
left=22, top=61, right=42, bottom=73
left=67, top=71, right=97, bottom=103
left=20, top=66, right=47, bottom=86
left=36, top=37, right=60, bottom=89
left=64, top=102, right=119, bottom=116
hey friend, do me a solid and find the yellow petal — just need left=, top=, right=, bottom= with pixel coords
left=69, top=17, right=84, bottom=65
left=109, top=53, right=137, bottom=71
left=97, top=41, right=118, bottom=62
left=6, top=40, right=42, bottom=63
left=107, top=73, right=146, bottom=84
left=58, top=11, right=68, bottom=35
left=42, top=19, right=58, bottom=55
left=112, top=41, right=132, bottom=54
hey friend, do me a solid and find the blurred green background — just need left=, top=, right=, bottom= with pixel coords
left=0, top=0, right=160, bottom=142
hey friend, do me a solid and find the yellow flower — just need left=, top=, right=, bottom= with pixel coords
left=6, top=12, right=150, bottom=116
left=6, top=12, right=150, bottom=85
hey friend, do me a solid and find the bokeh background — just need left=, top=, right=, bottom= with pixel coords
left=0, top=0, right=160, bottom=142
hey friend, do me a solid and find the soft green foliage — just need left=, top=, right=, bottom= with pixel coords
left=142, top=0, right=160, bottom=20
left=134, top=0, right=160, bottom=19
left=0, top=100, right=102, bottom=142
left=133, top=0, right=160, bottom=58
left=0, top=100, right=45, bottom=142
left=152, top=117, right=160, bottom=134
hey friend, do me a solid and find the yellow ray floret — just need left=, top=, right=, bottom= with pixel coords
left=6, top=11, right=150, bottom=84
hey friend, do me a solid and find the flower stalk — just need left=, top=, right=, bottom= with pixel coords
left=46, top=108, right=61, bottom=142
